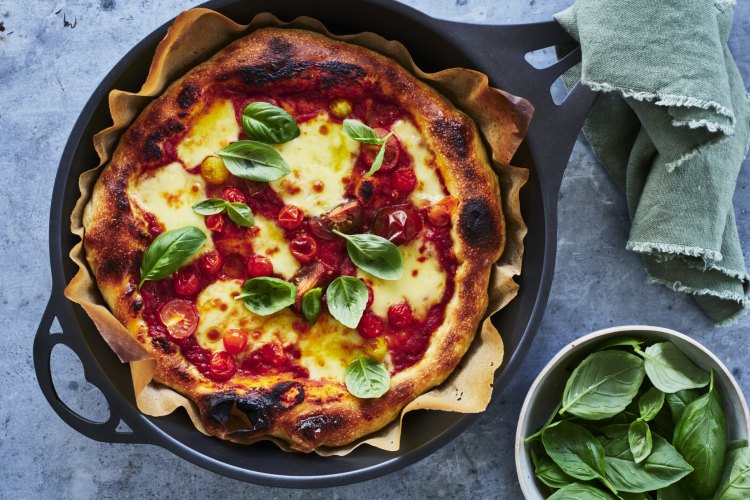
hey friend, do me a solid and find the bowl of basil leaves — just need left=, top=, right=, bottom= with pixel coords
left=516, top=325, right=750, bottom=499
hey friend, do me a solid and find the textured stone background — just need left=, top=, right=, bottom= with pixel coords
left=1, top=0, right=748, bottom=498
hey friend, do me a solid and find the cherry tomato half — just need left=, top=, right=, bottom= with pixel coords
left=220, top=186, right=247, bottom=204
left=371, top=205, right=423, bottom=246
left=388, top=302, right=413, bottom=329
left=427, top=196, right=458, bottom=227
left=205, top=213, right=225, bottom=232
left=278, top=205, right=304, bottom=230
left=199, top=251, right=223, bottom=276
left=246, top=254, right=273, bottom=278
left=357, top=312, right=385, bottom=339
left=209, top=351, right=236, bottom=381
left=361, top=129, right=400, bottom=172
left=173, top=271, right=200, bottom=296
left=159, top=299, right=199, bottom=340
left=223, top=329, right=249, bottom=355
left=290, top=234, right=318, bottom=264
left=392, top=167, right=417, bottom=193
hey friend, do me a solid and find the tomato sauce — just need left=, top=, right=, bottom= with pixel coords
left=135, top=81, right=458, bottom=380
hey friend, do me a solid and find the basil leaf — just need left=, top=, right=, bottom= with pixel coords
left=673, top=372, right=727, bottom=497
left=655, top=482, right=689, bottom=500
left=301, top=287, right=322, bottom=324
left=363, top=132, right=392, bottom=178
left=665, top=388, right=701, bottom=425
left=560, top=350, right=646, bottom=420
left=714, top=447, right=750, bottom=499
left=727, top=439, right=749, bottom=452
left=226, top=202, right=255, bottom=227
left=333, top=230, right=403, bottom=280
left=237, top=277, right=297, bottom=316
left=637, top=342, right=710, bottom=393
left=525, top=401, right=563, bottom=443
left=638, top=386, right=665, bottom=422
left=548, top=483, right=615, bottom=500
left=217, top=140, right=291, bottom=182
left=649, top=406, right=675, bottom=441
left=618, top=493, right=650, bottom=500
left=192, top=198, right=227, bottom=215
left=628, top=420, right=652, bottom=463
left=139, top=226, right=206, bottom=288
left=542, top=421, right=616, bottom=494
left=342, top=119, right=385, bottom=145
left=604, top=434, right=693, bottom=493
left=597, top=337, right=645, bottom=351
left=533, top=448, right=577, bottom=489
left=242, top=102, right=299, bottom=144
left=345, top=356, right=390, bottom=399
left=326, top=276, right=368, bottom=328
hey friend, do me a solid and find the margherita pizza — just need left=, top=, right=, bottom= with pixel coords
left=82, top=27, right=505, bottom=451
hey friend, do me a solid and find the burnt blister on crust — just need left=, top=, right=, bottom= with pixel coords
left=204, top=381, right=306, bottom=435
left=177, top=84, right=200, bottom=109
left=459, top=198, right=500, bottom=250
left=237, top=60, right=366, bottom=89
left=294, top=414, right=346, bottom=444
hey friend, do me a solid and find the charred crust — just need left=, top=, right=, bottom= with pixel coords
left=142, top=131, right=164, bottom=162
left=177, top=84, right=200, bottom=109
left=237, top=60, right=365, bottom=89
left=294, top=414, right=346, bottom=443
left=204, top=394, right=235, bottom=426
left=431, top=118, right=470, bottom=161
left=267, top=36, right=294, bottom=59
left=166, top=118, right=185, bottom=133
left=458, top=198, right=499, bottom=249
left=151, top=336, right=172, bottom=354
left=131, top=299, right=143, bottom=312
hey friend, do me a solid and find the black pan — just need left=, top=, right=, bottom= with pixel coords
left=33, top=0, right=596, bottom=488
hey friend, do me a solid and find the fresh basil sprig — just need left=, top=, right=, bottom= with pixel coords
left=139, top=226, right=206, bottom=288
left=325, top=276, right=368, bottom=328
left=559, top=350, right=645, bottom=420
left=345, top=355, right=390, bottom=399
left=301, top=287, right=322, bottom=324
left=242, top=102, right=299, bottom=144
left=342, top=119, right=394, bottom=177
left=333, top=230, right=403, bottom=281
left=192, top=198, right=254, bottom=227
left=236, top=277, right=297, bottom=316
left=217, top=140, right=291, bottom=182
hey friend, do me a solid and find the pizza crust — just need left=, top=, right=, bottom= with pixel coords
left=65, top=9, right=531, bottom=454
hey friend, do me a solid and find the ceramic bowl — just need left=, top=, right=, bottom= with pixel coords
left=515, top=325, right=750, bottom=499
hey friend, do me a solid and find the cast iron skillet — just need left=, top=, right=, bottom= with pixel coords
left=33, top=0, right=596, bottom=488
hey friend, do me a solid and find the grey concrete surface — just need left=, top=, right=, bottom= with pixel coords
left=1, top=0, right=749, bottom=498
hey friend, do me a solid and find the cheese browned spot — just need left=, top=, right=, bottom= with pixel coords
left=391, top=119, right=447, bottom=208
left=271, top=113, right=359, bottom=216
left=177, top=99, right=240, bottom=169
left=358, top=238, right=446, bottom=320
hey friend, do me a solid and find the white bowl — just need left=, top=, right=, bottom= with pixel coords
left=515, top=325, right=750, bottom=500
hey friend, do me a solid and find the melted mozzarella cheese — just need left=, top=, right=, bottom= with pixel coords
left=177, top=99, right=240, bottom=169
left=391, top=119, right=447, bottom=207
left=195, top=279, right=363, bottom=382
left=129, top=162, right=214, bottom=255
left=359, top=238, right=446, bottom=320
left=249, top=215, right=300, bottom=280
left=195, top=279, right=299, bottom=352
left=271, top=114, right=359, bottom=216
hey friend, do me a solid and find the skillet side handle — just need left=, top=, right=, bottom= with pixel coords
left=34, top=294, right=147, bottom=444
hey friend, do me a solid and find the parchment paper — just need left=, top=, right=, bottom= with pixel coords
left=64, top=8, right=532, bottom=455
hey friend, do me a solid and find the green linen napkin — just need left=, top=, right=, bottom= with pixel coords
left=555, top=0, right=750, bottom=324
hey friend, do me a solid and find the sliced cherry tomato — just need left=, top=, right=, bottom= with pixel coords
left=205, top=213, right=225, bottom=232
left=278, top=205, right=304, bottom=230
left=173, top=271, right=200, bottom=296
left=290, top=234, right=318, bottom=264
left=361, top=129, right=400, bottom=171
left=261, top=342, right=285, bottom=364
left=427, top=196, right=458, bottom=227
left=220, top=186, right=247, bottom=204
left=357, top=312, right=384, bottom=339
left=388, top=302, right=413, bottom=329
left=209, top=351, right=236, bottom=381
left=246, top=254, right=273, bottom=278
left=371, top=205, right=423, bottom=245
left=159, top=299, right=199, bottom=340
left=223, top=329, right=249, bottom=355
left=199, top=251, right=223, bottom=276
left=392, top=167, right=417, bottom=193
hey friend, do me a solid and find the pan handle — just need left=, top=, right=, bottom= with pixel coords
left=34, top=294, right=148, bottom=444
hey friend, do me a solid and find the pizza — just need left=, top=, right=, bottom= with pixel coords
left=82, top=27, right=505, bottom=451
